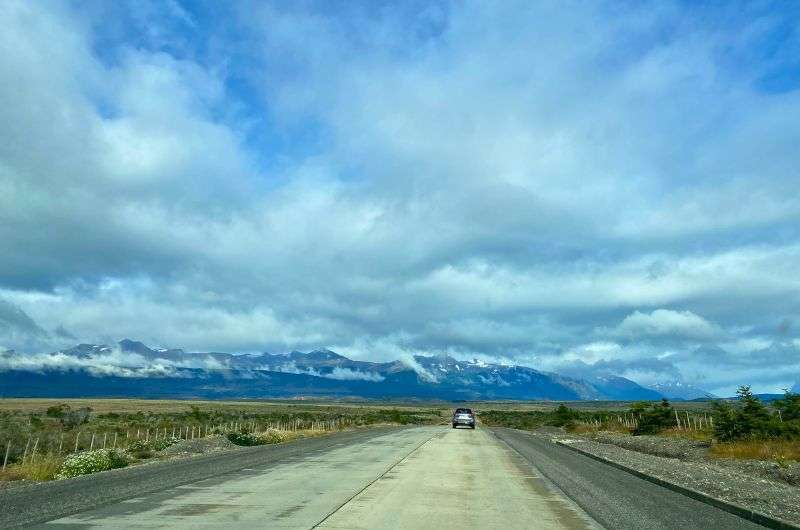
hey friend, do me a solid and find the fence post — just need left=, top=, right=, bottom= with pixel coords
left=74, top=432, right=81, bottom=452
left=58, top=433, right=64, bottom=454
left=30, top=437, right=39, bottom=463
left=3, top=441, right=10, bottom=471
left=22, top=436, right=31, bottom=465
left=89, top=433, right=95, bottom=451
left=113, top=432, right=118, bottom=449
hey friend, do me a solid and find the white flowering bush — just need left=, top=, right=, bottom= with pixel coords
left=56, top=449, right=129, bottom=479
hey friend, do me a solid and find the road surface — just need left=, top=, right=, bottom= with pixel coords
left=3, top=426, right=771, bottom=529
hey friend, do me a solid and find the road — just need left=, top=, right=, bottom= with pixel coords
left=2, top=426, right=771, bottom=529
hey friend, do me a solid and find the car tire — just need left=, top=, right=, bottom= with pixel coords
left=452, top=424, right=457, bottom=429
left=470, top=425, right=475, bottom=429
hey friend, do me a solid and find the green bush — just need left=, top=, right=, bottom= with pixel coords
left=56, top=449, right=128, bottom=479
left=713, top=387, right=798, bottom=441
left=774, top=392, right=800, bottom=422
left=46, top=403, right=70, bottom=418
left=632, top=399, right=676, bottom=435
left=548, top=404, right=577, bottom=428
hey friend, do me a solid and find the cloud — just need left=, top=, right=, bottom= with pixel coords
left=0, top=346, right=223, bottom=378
left=1, top=1, right=799, bottom=395
left=326, top=367, right=384, bottom=382
left=610, top=309, right=722, bottom=341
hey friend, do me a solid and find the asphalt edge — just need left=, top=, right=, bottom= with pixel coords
left=487, top=428, right=604, bottom=530
left=556, top=440, right=799, bottom=530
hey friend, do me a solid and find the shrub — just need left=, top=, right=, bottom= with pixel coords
left=56, top=449, right=128, bottom=479
left=46, top=403, right=70, bottom=418
left=548, top=404, right=577, bottom=428
left=712, top=386, right=780, bottom=441
left=61, top=407, right=92, bottom=429
left=633, top=399, right=676, bottom=435
left=774, top=392, right=800, bottom=422
left=227, top=431, right=262, bottom=446
left=227, top=429, right=292, bottom=446
left=126, top=436, right=181, bottom=457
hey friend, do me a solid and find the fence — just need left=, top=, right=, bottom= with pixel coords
left=578, top=411, right=715, bottom=432
left=1, top=416, right=355, bottom=471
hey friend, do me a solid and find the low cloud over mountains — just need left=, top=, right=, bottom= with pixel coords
left=1, top=339, right=672, bottom=401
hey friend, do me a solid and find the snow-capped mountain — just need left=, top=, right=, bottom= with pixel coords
left=0, top=340, right=666, bottom=401
left=648, top=381, right=715, bottom=400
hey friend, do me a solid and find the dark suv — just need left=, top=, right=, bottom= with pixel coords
left=452, top=408, right=475, bottom=429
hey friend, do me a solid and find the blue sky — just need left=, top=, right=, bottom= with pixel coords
left=1, top=0, right=799, bottom=395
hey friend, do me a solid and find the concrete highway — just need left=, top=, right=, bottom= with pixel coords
left=2, top=426, right=771, bottom=529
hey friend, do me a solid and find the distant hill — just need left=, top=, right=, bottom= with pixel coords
left=647, top=381, right=715, bottom=400
left=0, top=341, right=666, bottom=401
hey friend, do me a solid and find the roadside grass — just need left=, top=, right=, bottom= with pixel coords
left=0, top=453, right=64, bottom=481
left=658, top=427, right=713, bottom=442
left=568, top=422, right=630, bottom=435
left=709, top=439, right=800, bottom=463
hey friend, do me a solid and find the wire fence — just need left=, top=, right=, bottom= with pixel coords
left=1, top=416, right=355, bottom=471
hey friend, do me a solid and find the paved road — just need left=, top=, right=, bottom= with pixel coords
left=16, top=427, right=596, bottom=530
left=490, top=427, right=767, bottom=530
left=3, top=426, right=772, bottom=529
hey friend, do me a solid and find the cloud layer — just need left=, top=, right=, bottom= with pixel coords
left=1, top=1, right=799, bottom=395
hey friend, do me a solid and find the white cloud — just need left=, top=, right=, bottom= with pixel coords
left=611, top=309, right=721, bottom=341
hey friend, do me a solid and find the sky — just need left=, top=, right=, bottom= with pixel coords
left=1, top=0, right=799, bottom=396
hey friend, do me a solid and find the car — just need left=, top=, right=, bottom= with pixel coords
left=452, top=407, right=476, bottom=429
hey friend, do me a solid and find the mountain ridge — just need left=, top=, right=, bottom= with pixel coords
left=0, top=339, right=667, bottom=401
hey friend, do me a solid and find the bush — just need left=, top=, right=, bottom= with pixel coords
left=227, top=431, right=263, bottom=446
left=774, top=392, right=800, bottom=422
left=126, top=436, right=181, bottom=457
left=56, top=449, right=128, bottom=479
left=633, top=399, right=676, bottom=435
left=46, top=403, right=70, bottom=418
left=548, top=404, right=577, bottom=428
left=713, top=386, right=778, bottom=441
left=227, top=429, right=291, bottom=446
left=61, top=407, right=92, bottom=429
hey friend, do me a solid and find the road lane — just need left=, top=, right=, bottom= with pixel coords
left=319, top=427, right=597, bottom=530
left=1, top=426, right=407, bottom=529
left=490, top=427, right=768, bottom=530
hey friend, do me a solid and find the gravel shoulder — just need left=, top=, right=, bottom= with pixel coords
left=539, top=429, right=800, bottom=526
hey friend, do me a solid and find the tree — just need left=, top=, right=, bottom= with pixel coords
left=633, top=399, right=675, bottom=435
left=549, top=404, right=576, bottom=428
left=774, top=391, right=800, bottom=422
left=712, top=386, right=777, bottom=441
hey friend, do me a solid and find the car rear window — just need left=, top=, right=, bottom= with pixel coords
left=455, top=408, right=472, bottom=414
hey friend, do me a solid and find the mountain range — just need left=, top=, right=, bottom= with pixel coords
left=0, top=339, right=696, bottom=401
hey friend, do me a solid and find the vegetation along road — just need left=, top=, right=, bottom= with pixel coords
left=2, top=425, right=775, bottom=529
